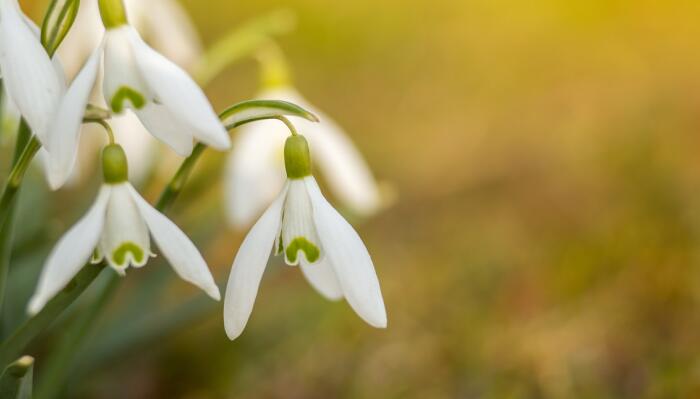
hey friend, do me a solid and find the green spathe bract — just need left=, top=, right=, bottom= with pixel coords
left=98, top=0, right=128, bottom=29
left=284, top=135, right=312, bottom=179
left=112, top=242, right=145, bottom=267
left=110, top=87, right=146, bottom=113
left=102, top=144, right=129, bottom=184
left=285, top=237, right=320, bottom=264
left=41, top=0, right=80, bottom=57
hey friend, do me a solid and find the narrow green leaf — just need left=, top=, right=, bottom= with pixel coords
left=220, top=99, right=319, bottom=130
left=41, top=0, right=80, bottom=57
left=0, top=356, right=34, bottom=399
left=0, top=265, right=105, bottom=368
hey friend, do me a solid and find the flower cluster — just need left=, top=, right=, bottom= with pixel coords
left=0, top=0, right=387, bottom=346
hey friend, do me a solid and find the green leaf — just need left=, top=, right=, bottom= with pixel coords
left=0, top=356, right=34, bottom=399
left=41, top=0, right=80, bottom=57
left=220, top=100, right=319, bottom=130
left=0, top=265, right=105, bottom=368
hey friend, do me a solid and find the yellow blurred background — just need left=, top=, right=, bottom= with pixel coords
left=9, top=0, right=700, bottom=397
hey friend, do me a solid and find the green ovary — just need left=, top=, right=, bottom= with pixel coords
left=112, top=242, right=145, bottom=267
left=110, top=86, right=146, bottom=113
left=285, top=237, right=320, bottom=263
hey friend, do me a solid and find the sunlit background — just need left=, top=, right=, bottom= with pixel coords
left=5, top=0, right=700, bottom=397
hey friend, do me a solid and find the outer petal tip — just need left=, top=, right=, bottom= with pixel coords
left=26, top=297, right=43, bottom=316
left=208, top=285, right=222, bottom=302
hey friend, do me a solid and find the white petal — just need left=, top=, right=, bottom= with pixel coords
left=126, top=27, right=230, bottom=150
left=135, top=103, right=194, bottom=156
left=300, top=258, right=343, bottom=301
left=225, top=119, right=287, bottom=228
left=305, top=177, right=387, bottom=328
left=102, top=27, right=150, bottom=112
left=99, top=183, right=152, bottom=271
left=223, top=184, right=288, bottom=340
left=27, top=185, right=111, bottom=315
left=0, top=0, right=64, bottom=143
left=46, top=45, right=102, bottom=190
left=281, top=180, right=323, bottom=266
left=264, top=88, right=382, bottom=216
left=127, top=184, right=220, bottom=300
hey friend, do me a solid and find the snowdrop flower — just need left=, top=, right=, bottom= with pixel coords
left=224, top=134, right=386, bottom=340
left=54, top=0, right=202, bottom=186
left=0, top=0, right=65, bottom=143
left=46, top=0, right=229, bottom=189
left=28, top=144, right=220, bottom=315
left=225, top=86, right=382, bottom=229
left=59, top=0, right=202, bottom=78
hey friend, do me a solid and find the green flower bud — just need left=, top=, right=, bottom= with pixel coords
left=284, top=135, right=312, bottom=179
left=102, top=144, right=129, bottom=184
left=98, top=0, right=128, bottom=29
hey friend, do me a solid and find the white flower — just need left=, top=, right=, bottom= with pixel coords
left=54, top=0, right=202, bottom=186
left=28, top=145, right=220, bottom=315
left=46, top=15, right=229, bottom=190
left=58, top=0, right=202, bottom=78
left=0, top=0, right=65, bottom=142
left=223, top=135, right=386, bottom=340
left=225, top=87, right=382, bottom=228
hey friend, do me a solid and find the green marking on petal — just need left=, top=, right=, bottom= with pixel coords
left=112, top=242, right=145, bottom=266
left=285, top=237, right=320, bottom=263
left=110, top=86, right=146, bottom=113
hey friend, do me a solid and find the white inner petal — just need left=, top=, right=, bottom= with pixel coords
left=99, top=183, right=152, bottom=272
left=280, top=180, right=323, bottom=266
left=103, top=27, right=151, bottom=113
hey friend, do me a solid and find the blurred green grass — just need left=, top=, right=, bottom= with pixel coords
left=9, top=0, right=700, bottom=397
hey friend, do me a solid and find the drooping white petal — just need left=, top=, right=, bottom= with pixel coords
left=135, top=103, right=194, bottom=156
left=225, top=119, right=287, bottom=228
left=126, top=184, right=220, bottom=300
left=27, top=186, right=112, bottom=315
left=99, top=183, right=152, bottom=272
left=300, top=258, right=344, bottom=301
left=263, top=88, right=382, bottom=216
left=46, top=45, right=102, bottom=190
left=223, top=184, right=288, bottom=340
left=125, top=26, right=230, bottom=150
left=103, top=26, right=150, bottom=112
left=305, top=177, right=387, bottom=328
left=280, top=180, right=323, bottom=266
left=0, top=0, right=64, bottom=143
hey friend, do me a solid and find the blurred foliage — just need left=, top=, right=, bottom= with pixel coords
left=7, top=0, right=700, bottom=397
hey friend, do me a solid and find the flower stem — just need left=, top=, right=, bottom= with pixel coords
left=155, top=143, right=207, bottom=210
left=0, top=134, right=42, bottom=230
left=0, top=120, right=37, bottom=323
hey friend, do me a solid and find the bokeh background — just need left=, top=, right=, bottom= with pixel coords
left=5, top=0, right=700, bottom=397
